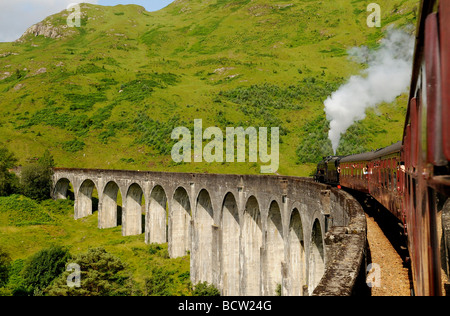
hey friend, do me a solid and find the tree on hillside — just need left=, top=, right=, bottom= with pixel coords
left=20, top=149, right=55, bottom=201
left=0, top=144, right=19, bottom=196
left=0, top=247, right=11, bottom=288
left=22, top=245, right=71, bottom=295
left=46, top=248, right=132, bottom=296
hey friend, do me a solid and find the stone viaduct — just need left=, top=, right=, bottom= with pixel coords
left=52, top=168, right=367, bottom=296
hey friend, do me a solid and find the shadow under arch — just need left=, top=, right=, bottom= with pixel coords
left=265, top=200, right=284, bottom=296
left=288, top=207, right=306, bottom=296
left=124, top=183, right=145, bottom=236
left=53, top=178, right=74, bottom=201
left=309, top=218, right=325, bottom=295
left=147, top=185, right=167, bottom=244
left=76, top=179, right=99, bottom=219
left=195, top=188, right=214, bottom=285
left=169, top=186, right=191, bottom=258
left=99, top=181, right=122, bottom=229
left=221, top=192, right=240, bottom=296
left=242, top=195, right=262, bottom=296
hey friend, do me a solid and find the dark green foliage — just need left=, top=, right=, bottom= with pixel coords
left=221, top=80, right=340, bottom=108
left=22, top=245, right=71, bottom=295
left=147, top=243, right=163, bottom=255
left=296, top=116, right=333, bottom=164
left=131, top=113, right=185, bottom=155
left=145, top=266, right=176, bottom=296
left=275, top=283, right=282, bottom=296
left=0, top=247, right=11, bottom=287
left=46, top=247, right=132, bottom=296
left=98, top=128, right=116, bottom=144
left=66, top=115, right=92, bottom=136
left=118, top=73, right=179, bottom=102
left=192, top=281, right=220, bottom=296
left=0, top=144, right=19, bottom=196
left=120, top=158, right=135, bottom=164
left=62, top=139, right=85, bottom=153
left=40, top=198, right=74, bottom=216
left=219, top=81, right=340, bottom=137
left=18, top=107, right=71, bottom=130
left=20, top=150, right=55, bottom=201
left=91, top=104, right=115, bottom=129
left=76, top=63, right=107, bottom=75
left=221, top=83, right=303, bottom=110
left=0, top=195, right=54, bottom=226
left=65, top=92, right=108, bottom=111
left=2, top=69, right=28, bottom=84
left=296, top=114, right=386, bottom=163
left=5, top=259, right=27, bottom=296
left=335, top=123, right=372, bottom=156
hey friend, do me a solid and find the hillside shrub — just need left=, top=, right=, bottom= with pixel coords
left=145, top=266, right=176, bottom=296
left=0, top=195, right=53, bottom=226
left=62, top=139, right=85, bottom=153
left=22, top=245, right=71, bottom=295
left=46, top=247, right=132, bottom=296
left=20, top=150, right=55, bottom=201
left=131, top=113, right=185, bottom=155
left=0, top=247, right=11, bottom=288
left=76, top=63, right=107, bottom=75
left=65, top=92, right=107, bottom=111
left=0, top=144, right=19, bottom=196
left=4, top=259, right=27, bottom=296
left=192, top=281, right=220, bottom=296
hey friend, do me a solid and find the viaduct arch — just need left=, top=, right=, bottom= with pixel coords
left=52, top=168, right=367, bottom=296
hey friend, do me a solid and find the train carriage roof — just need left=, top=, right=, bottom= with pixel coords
left=340, top=141, right=402, bottom=163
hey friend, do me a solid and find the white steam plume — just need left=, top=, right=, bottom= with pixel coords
left=324, top=27, right=415, bottom=154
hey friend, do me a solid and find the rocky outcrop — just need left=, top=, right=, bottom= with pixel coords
left=18, top=22, right=63, bottom=41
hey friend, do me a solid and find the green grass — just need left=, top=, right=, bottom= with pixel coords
left=0, top=0, right=418, bottom=177
left=0, top=195, right=191, bottom=294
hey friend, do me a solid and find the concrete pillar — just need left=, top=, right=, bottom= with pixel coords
left=288, top=208, right=306, bottom=296
left=169, top=187, right=191, bottom=258
left=75, top=179, right=96, bottom=220
left=308, top=219, right=325, bottom=295
left=147, top=186, right=167, bottom=243
left=99, top=182, right=120, bottom=229
left=194, top=189, right=214, bottom=285
left=241, top=196, right=262, bottom=296
left=221, top=193, right=240, bottom=296
left=264, top=201, right=284, bottom=296
left=123, top=183, right=144, bottom=236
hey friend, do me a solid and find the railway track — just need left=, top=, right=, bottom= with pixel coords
left=345, top=189, right=413, bottom=296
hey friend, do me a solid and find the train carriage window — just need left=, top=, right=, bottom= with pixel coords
left=393, top=171, right=397, bottom=191
left=387, top=169, right=392, bottom=190
left=386, top=169, right=389, bottom=188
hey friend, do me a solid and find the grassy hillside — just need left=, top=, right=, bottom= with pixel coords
left=0, top=0, right=418, bottom=176
left=0, top=195, right=191, bottom=295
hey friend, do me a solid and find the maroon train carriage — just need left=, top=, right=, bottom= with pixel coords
left=339, top=142, right=404, bottom=222
left=315, top=0, right=450, bottom=296
left=400, top=0, right=450, bottom=296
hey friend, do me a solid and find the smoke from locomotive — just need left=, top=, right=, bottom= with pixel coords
left=324, top=28, right=415, bottom=154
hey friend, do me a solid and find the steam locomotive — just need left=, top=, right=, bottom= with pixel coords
left=315, top=0, right=450, bottom=296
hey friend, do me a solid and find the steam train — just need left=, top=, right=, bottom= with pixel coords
left=315, top=0, right=450, bottom=296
